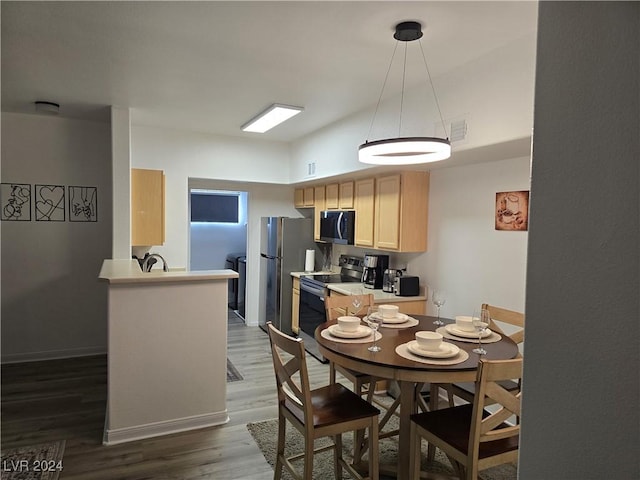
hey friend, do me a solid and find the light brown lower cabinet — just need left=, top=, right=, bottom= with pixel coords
left=292, top=278, right=300, bottom=334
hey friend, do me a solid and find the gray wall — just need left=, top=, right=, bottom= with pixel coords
left=520, top=2, right=639, bottom=478
left=1, top=113, right=112, bottom=362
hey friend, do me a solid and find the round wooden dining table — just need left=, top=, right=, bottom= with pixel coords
left=315, top=314, right=519, bottom=479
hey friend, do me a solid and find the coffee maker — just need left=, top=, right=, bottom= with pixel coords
left=362, top=254, right=389, bottom=289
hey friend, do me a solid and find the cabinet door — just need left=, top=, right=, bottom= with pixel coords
left=303, top=187, right=315, bottom=207
left=325, top=183, right=339, bottom=209
left=294, top=188, right=304, bottom=208
left=131, top=168, right=165, bottom=246
left=339, top=181, right=354, bottom=209
left=354, top=178, right=375, bottom=247
left=375, top=174, right=401, bottom=250
left=292, top=278, right=300, bottom=334
left=313, top=185, right=326, bottom=241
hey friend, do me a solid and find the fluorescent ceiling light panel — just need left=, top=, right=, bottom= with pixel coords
left=241, top=104, right=303, bottom=133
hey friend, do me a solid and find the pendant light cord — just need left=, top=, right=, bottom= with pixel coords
left=418, top=40, right=449, bottom=139
left=365, top=41, right=399, bottom=142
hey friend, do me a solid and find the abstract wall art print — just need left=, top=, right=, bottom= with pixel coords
left=35, top=184, right=66, bottom=221
left=1, top=183, right=31, bottom=221
left=495, top=190, right=529, bottom=231
left=69, top=186, right=98, bottom=222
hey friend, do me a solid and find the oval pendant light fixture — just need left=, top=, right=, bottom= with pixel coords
left=358, top=21, right=451, bottom=165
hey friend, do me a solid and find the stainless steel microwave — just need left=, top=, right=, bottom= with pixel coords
left=319, top=210, right=355, bottom=245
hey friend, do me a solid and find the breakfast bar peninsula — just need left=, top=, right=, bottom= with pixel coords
left=99, top=259, right=238, bottom=445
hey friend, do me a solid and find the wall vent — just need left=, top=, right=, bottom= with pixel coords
left=450, top=119, right=468, bottom=143
left=307, top=162, right=316, bottom=177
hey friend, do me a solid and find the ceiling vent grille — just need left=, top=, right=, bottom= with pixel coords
left=450, top=119, right=468, bottom=143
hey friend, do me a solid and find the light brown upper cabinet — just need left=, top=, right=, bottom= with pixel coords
left=339, top=181, right=354, bottom=209
left=354, top=178, right=375, bottom=247
left=313, top=185, right=326, bottom=241
left=375, top=171, right=429, bottom=252
left=294, top=187, right=315, bottom=208
left=131, top=168, right=165, bottom=246
left=325, top=183, right=339, bottom=209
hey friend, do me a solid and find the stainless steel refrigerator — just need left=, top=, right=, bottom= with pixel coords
left=259, top=217, right=317, bottom=335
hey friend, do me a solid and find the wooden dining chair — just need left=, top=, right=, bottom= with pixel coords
left=324, top=294, right=401, bottom=459
left=324, top=293, right=377, bottom=400
left=409, top=358, right=523, bottom=480
left=267, top=322, right=380, bottom=480
left=447, top=304, right=524, bottom=405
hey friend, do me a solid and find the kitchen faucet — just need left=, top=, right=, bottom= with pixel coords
left=142, top=253, right=169, bottom=272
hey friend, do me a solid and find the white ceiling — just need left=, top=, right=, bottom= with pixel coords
left=1, top=1, right=538, bottom=143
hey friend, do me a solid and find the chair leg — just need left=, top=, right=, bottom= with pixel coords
left=368, top=416, right=379, bottom=480
left=334, top=433, right=344, bottom=479
left=303, top=433, right=314, bottom=480
left=274, top=416, right=286, bottom=480
left=409, top=421, right=421, bottom=480
left=353, top=378, right=369, bottom=464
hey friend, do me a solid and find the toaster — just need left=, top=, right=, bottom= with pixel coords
left=394, top=276, right=420, bottom=296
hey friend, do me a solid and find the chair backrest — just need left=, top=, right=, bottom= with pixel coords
left=325, top=293, right=374, bottom=321
left=469, top=358, right=523, bottom=457
left=267, top=322, right=313, bottom=422
left=481, top=303, right=525, bottom=345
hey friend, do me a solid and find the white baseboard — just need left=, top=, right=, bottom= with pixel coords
left=1, top=346, right=107, bottom=364
left=103, top=411, right=229, bottom=445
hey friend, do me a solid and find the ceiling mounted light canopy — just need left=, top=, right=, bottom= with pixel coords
left=359, top=21, right=451, bottom=165
left=241, top=104, right=303, bottom=133
left=34, top=100, right=60, bottom=115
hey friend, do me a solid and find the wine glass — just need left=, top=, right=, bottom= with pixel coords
left=472, top=308, right=490, bottom=355
left=365, top=305, right=382, bottom=352
left=351, top=292, right=363, bottom=316
left=432, top=289, right=447, bottom=325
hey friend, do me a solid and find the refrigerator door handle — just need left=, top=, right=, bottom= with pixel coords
left=260, top=253, right=280, bottom=260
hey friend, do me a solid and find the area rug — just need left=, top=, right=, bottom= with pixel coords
left=0, top=440, right=65, bottom=480
left=247, top=398, right=517, bottom=480
left=227, top=358, right=243, bottom=382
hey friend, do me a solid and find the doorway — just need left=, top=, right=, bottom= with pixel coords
left=189, top=188, right=248, bottom=319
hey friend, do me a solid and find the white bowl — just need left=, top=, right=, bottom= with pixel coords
left=337, top=316, right=361, bottom=332
left=378, top=304, right=400, bottom=319
left=415, top=331, right=443, bottom=351
left=455, top=315, right=476, bottom=332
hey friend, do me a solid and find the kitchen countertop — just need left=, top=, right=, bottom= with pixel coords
left=329, top=283, right=427, bottom=302
left=290, top=270, right=336, bottom=278
left=99, top=259, right=238, bottom=285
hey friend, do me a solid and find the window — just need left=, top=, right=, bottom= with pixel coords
left=191, top=192, right=239, bottom=223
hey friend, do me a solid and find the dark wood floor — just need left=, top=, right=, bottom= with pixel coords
left=1, top=313, right=332, bottom=479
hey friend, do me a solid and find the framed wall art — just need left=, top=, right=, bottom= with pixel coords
left=35, top=184, right=66, bottom=221
left=69, top=186, right=98, bottom=222
left=495, top=190, right=529, bottom=231
left=1, top=183, right=31, bottom=221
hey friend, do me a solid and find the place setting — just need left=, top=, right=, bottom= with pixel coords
left=436, top=310, right=503, bottom=348
left=321, top=314, right=381, bottom=344
left=365, top=304, right=419, bottom=329
left=396, top=330, right=469, bottom=365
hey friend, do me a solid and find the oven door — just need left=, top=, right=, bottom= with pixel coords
left=298, top=282, right=327, bottom=337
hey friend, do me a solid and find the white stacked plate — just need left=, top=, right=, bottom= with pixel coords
left=368, top=312, right=410, bottom=325
left=327, top=324, right=372, bottom=339
left=445, top=324, right=491, bottom=339
left=406, top=341, right=460, bottom=359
